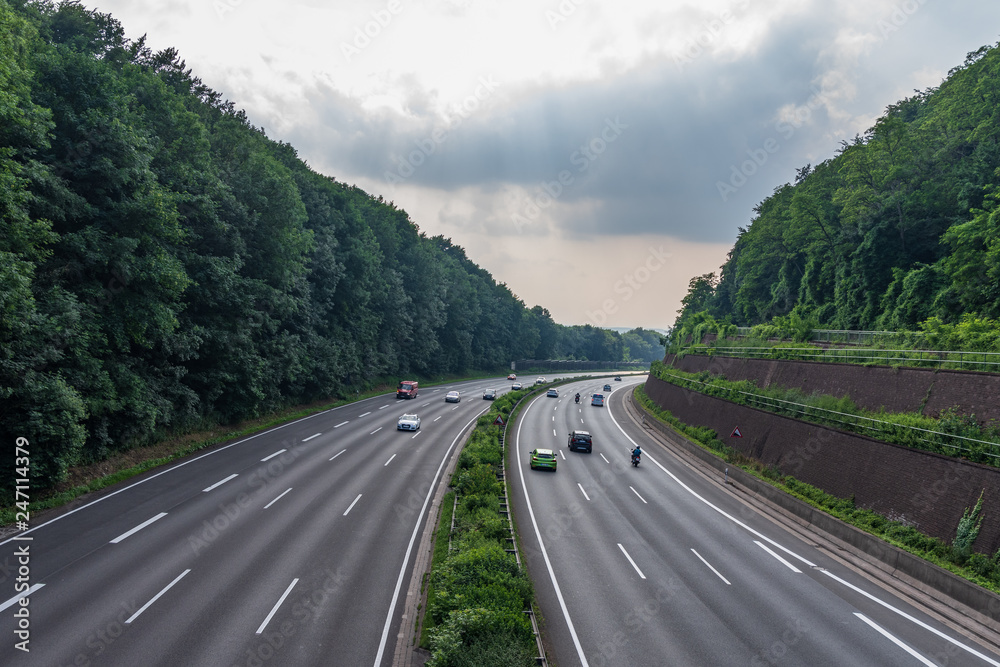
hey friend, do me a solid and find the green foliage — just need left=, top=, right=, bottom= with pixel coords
left=954, top=492, right=985, bottom=559
left=0, top=1, right=637, bottom=500
left=672, top=41, right=1000, bottom=340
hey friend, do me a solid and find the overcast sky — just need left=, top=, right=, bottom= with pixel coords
left=90, top=0, right=1000, bottom=330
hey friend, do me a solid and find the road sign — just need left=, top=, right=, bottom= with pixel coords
left=731, top=426, right=743, bottom=438
left=494, top=415, right=505, bottom=426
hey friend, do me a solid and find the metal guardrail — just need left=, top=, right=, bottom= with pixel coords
left=658, top=370, right=1000, bottom=461
left=513, top=359, right=650, bottom=372
left=733, top=327, right=905, bottom=345
left=701, top=346, right=1000, bottom=373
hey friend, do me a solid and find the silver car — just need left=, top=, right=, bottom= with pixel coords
left=397, top=413, right=421, bottom=431
left=445, top=391, right=461, bottom=403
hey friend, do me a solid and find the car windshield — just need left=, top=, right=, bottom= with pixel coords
left=401, top=414, right=416, bottom=420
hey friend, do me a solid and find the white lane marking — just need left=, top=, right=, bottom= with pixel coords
left=260, top=449, right=286, bottom=462
left=606, top=405, right=816, bottom=568
left=754, top=540, right=802, bottom=573
left=825, top=570, right=1000, bottom=666
left=303, top=433, right=322, bottom=442
left=329, top=449, right=346, bottom=461
left=577, top=483, right=591, bottom=501
left=0, top=397, right=371, bottom=547
left=629, top=486, right=648, bottom=504
left=422, top=402, right=431, bottom=407
left=692, top=549, right=731, bottom=585
left=370, top=427, right=382, bottom=435
left=434, top=416, right=442, bottom=422
left=0, top=584, right=44, bottom=612
left=581, top=419, right=584, bottom=424
left=552, top=429, right=557, bottom=437
left=110, top=513, right=168, bottom=544
left=256, top=579, right=299, bottom=635
left=126, top=569, right=191, bottom=623
left=559, top=450, right=566, bottom=460
left=600, top=453, right=610, bottom=464
left=412, top=432, right=421, bottom=439
left=618, top=543, right=646, bottom=580
left=451, top=406, right=459, bottom=411
left=344, top=494, right=362, bottom=516
left=378, top=404, right=389, bottom=410
left=385, top=454, right=396, bottom=467
left=854, top=614, right=936, bottom=666
left=515, top=399, right=590, bottom=667
left=359, top=411, right=371, bottom=417
left=264, top=488, right=293, bottom=509
left=334, top=421, right=348, bottom=428
left=552, top=416, right=554, bottom=422
left=202, top=474, right=238, bottom=493
left=374, top=407, right=493, bottom=667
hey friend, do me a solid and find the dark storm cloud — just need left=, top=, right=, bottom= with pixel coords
left=286, top=5, right=1000, bottom=245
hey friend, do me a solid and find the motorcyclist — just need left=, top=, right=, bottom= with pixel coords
left=575, top=392, right=580, bottom=403
left=631, top=445, right=642, bottom=463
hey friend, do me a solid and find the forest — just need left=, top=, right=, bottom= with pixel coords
left=673, top=41, right=1000, bottom=346
left=0, top=0, right=661, bottom=494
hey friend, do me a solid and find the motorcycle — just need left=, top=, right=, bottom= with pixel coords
left=574, top=394, right=580, bottom=404
left=631, top=452, right=641, bottom=467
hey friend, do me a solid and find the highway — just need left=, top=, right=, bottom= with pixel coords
left=512, top=376, right=1000, bottom=666
left=0, top=377, right=514, bottom=666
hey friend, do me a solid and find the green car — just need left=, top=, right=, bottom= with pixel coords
left=530, top=448, right=557, bottom=471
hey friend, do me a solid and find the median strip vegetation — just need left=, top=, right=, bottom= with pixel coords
left=421, top=388, right=538, bottom=667
left=633, top=386, right=1000, bottom=595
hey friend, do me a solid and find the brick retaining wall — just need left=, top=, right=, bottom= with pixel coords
left=644, top=374, right=1000, bottom=554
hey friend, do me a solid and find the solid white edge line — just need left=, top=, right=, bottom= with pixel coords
left=126, top=569, right=191, bottom=624
left=854, top=613, right=937, bottom=666
left=691, top=549, right=731, bottom=585
left=334, top=421, right=349, bottom=428
left=343, top=494, right=362, bottom=516
left=110, top=512, right=168, bottom=544
left=629, top=486, right=648, bottom=504
left=256, top=579, right=299, bottom=635
left=384, top=454, right=396, bottom=467
left=264, top=488, right=293, bottom=509
left=260, top=449, right=286, bottom=462
left=303, top=433, right=321, bottom=442
left=754, top=540, right=802, bottom=573
left=605, top=398, right=816, bottom=567
left=202, top=473, right=239, bottom=493
left=373, top=406, right=492, bottom=667
left=329, top=449, right=346, bottom=461
left=577, top=483, right=591, bottom=501
left=824, top=570, right=1000, bottom=666
left=0, top=584, right=44, bottom=612
left=517, top=398, right=590, bottom=667
left=0, top=391, right=390, bottom=547
left=618, top=543, right=647, bottom=580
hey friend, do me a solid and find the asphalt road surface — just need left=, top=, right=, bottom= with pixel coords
left=512, top=376, right=1000, bottom=667
left=0, top=377, right=519, bottom=666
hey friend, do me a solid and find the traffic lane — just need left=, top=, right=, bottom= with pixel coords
left=0, top=399, right=489, bottom=665
left=516, top=388, right=992, bottom=662
left=604, top=388, right=1000, bottom=666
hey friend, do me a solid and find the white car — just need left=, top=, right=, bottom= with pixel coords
left=512, top=382, right=522, bottom=390
left=546, top=388, right=559, bottom=398
left=535, top=377, right=546, bottom=385
left=397, top=413, right=420, bottom=431
left=445, top=391, right=461, bottom=403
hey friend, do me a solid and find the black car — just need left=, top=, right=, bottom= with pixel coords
left=603, top=384, right=612, bottom=392
left=614, top=376, right=622, bottom=381
left=568, top=430, right=592, bottom=453
left=483, top=389, right=497, bottom=400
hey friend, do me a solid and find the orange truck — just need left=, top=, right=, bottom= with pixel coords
left=396, top=380, right=419, bottom=399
